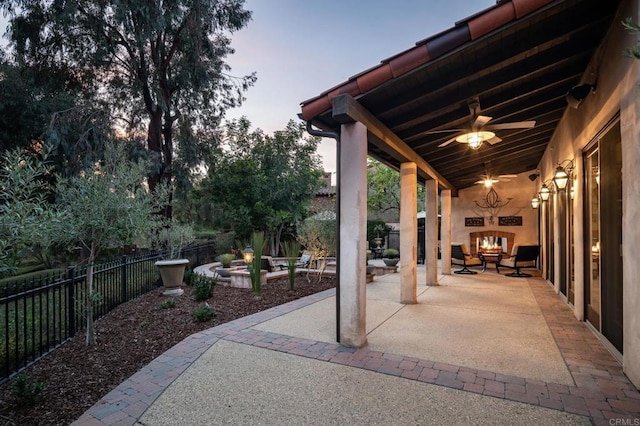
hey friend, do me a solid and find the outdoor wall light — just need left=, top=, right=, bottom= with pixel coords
left=531, top=196, right=540, bottom=209
left=243, top=246, right=254, bottom=264
left=553, top=159, right=574, bottom=191
left=539, top=183, right=551, bottom=202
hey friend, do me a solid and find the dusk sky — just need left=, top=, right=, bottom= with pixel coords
left=224, top=0, right=494, bottom=175
left=1, top=0, right=495, bottom=174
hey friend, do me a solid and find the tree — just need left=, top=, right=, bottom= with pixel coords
left=367, top=158, right=425, bottom=218
left=55, top=141, right=165, bottom=345
left=2, top=0, right=256, bottom=217
left=204, top=118, right=323, bottom=254
left=0, top=147, right=57, bottom=275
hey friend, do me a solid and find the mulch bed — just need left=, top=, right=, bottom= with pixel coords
left=0, top=275, right=336, bottom=426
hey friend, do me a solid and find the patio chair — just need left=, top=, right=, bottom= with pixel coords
left=261, top=256, right=286, bottom=272
left=295, top=252, right=312, bottom=268
left=496, top=244, right=540, bottom=277
left=451, top=243, right=483, bottom=274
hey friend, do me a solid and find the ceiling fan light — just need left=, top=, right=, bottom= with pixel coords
left=484, top=179, right=493, bottom=188
left=456, top=131, right=495, bottom=149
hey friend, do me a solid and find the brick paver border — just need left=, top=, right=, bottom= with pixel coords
left=74, top=279, right=640, bottom=425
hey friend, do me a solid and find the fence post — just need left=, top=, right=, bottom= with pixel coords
left=196, top=245, right=200, bottom=266
left=67, top=267, right=76, bottom=337
left=121, top=255, right=128, bottom=303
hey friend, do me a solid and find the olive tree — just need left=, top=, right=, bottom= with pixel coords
left=55, top=142, right=166, bottom=345
left=0, top=147, right=58, bottom=276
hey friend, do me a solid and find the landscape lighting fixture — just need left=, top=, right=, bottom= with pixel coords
left=243, top=246, right=254, bottom=264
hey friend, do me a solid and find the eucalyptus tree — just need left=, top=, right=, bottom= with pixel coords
left=2, top=0, right=256, bottom=217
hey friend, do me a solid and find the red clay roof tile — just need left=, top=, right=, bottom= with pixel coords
left=389, top=44, right=430, bottom=78
left=468, top=2, right=516, bottom=40
left=356, top=64, right=393, bottom=93
left=512, top=0, right=554, bottom=19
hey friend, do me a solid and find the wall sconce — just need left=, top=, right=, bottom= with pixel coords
left=530, top=195, right=540, bottom=209
left=243, top=246, right=254, bottom=264
left=539, top=183, right=551, bottom=202
left=566, top=83, right=596, bottom=109
left=553, top=159, right=574, bottom=191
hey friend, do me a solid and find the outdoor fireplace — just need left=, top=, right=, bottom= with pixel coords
left=469, top=231, right=515, bottom=256
left=478, top=237, right=506, bottom=254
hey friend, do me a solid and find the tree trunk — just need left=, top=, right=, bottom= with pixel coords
left=161, top=110, right=174, bottom=219
left=147, top=107, right=163, bottom=194
left=85, top=244, right=96, bottom=346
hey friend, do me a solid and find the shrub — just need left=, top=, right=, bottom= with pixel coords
left=194, top=303, right=214, bottom=322
left=193, top=275, right=215, bottom=301
left=213, top=231, right=236, bottom=254
left=159, top=299, right=176, bottom=309
left=183, top=268, right=194, bottom=286
left=383, top=248, right=399, bottom=258
left=216, top=253, right=235, bottom=268
left=12, top=374, right=45, bottom=406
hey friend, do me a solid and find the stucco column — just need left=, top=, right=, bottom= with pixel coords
left=400, top=162, right=417, bottom=304
left=440, top=189, right=452, bottom=275
left=339, top=122, right=368, bottom=347
left=425, top=179, right=439, bottom=286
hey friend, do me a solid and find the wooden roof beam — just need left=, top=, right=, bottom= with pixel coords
left=331, top=93, right=457, bottom=195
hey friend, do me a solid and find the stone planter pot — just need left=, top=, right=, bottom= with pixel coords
left=216, top=266, right=232, bottom=277
left=383, top=258, right=399, bottom=267
left=155, top=259, right=189, bottom=296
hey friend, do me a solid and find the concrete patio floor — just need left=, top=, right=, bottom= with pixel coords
left=75, top=262, right=640, bottom=425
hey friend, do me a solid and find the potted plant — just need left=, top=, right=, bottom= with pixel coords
left=215, top=253, right=235, bottom=277
left=154, top=222, right=195, bottom=296
left=382, top=248, right=400, bottom=267
left=366, top=252, right=375, bottom=283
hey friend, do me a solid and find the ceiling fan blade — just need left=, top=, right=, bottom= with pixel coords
left=485, top=120, right=536, bottom=130
left=499, top=174, right=518, bottom=178
left=424, top=128, right=466, bottom=134
left=486, top=136, right=502, bottom=145
left=472, top=115, right=492, bottom=129
left=438, top=136, right=459, bottom=147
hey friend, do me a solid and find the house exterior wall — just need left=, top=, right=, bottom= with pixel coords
left=451, top=174, right=539, bottom=250
left=537, top=0, right=640, bottom=388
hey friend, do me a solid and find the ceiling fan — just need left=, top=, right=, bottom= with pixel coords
left=475, top=174, right=518, bottom=188
left=433, top=98, right=536, bottom=149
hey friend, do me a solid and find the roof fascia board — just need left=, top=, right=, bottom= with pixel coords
left=331, top=93, right=457, bottom=195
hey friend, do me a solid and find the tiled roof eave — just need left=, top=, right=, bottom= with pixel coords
left=300, top=0, right=555, bottom=122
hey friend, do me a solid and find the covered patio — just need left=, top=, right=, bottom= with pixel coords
left=300, top=0, right=640, bottom=390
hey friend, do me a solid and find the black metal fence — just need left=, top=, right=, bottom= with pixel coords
left=0, top=242, right=216, bottom=382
